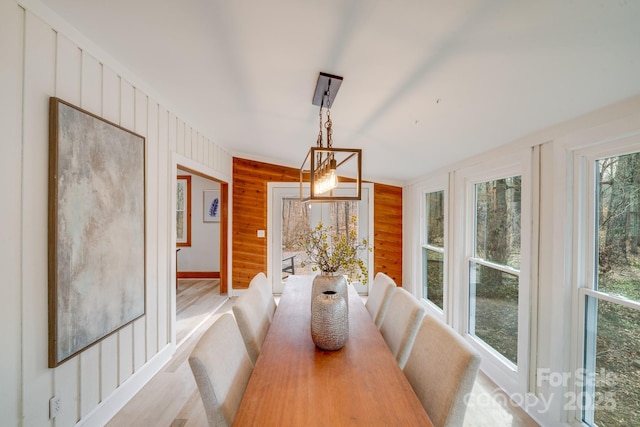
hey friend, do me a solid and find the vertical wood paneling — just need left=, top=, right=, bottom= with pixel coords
left=53, top=28, right=83, bottom=427
left=209, top=141, right=215, bottom=169
left=79, top=51, right=103, bottom=417
left=134, top=88, right=148, bottom=370
left=198, top=133, right=205, bottom=163
left=146, top=100, right=159, bottom=357
left=176, top=118, right=185, bottom=155
left=157, top=106, right=169, bottom=348
left=232, top=158, right=403, bottom=290
left=192, top=130, right=200, bottom=162
left=12, top=5, right=233, bottom=425
left=168, top=113, right=177, bottom=153
left=118, top=79, right=135, bottom=384
left=117, top=326, right=133, bottom=385
left=100, top=335, right=118, bottom=402
left=54, top=357, right=79, bottom=426
left=21, top=11, right=55, bottom=426
left=80, top=51, right=101, bottom=114
left=373, top=183, right=403, bottom=285
left=100, top=65, right=121, bottom=401
left=184, top=125, right=192, bottom=158
left=55, top=33, right=81, bottom=103
left=102, top=66, right=120, bottom=124
left=120, top=79, right=135, bottom=131
left=203, top=137, right=210, bottom=168
left=79, top=345, right=100, bottom=418
left=0, top=3, right=23, bottom=426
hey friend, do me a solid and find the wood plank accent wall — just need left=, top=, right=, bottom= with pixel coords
left=232, top=158, right=298, bottom=288
left=373, top=183, right=403, bottom=285
left=232, top=158, right=403, bottom=289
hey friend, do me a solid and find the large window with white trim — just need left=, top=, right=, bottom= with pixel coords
left=579, top=149, right=640, bottom=427
left=469, top=175, right=521, bottom=366
left=422, top=190, right=445, bottom=310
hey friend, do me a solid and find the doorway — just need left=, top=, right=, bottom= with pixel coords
left=172, top=160, right=230, bottom=346
left=268, top=182, right=373, bottom=295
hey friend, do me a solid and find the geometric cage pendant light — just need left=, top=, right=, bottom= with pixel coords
left=300, top=72, right=362, bottom=202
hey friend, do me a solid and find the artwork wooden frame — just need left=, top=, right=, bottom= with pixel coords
left=48, top=97, right=146, bottom=367
left=176, top=175, right=192, bottom=247
left=203, top=190, right=221, bottom=222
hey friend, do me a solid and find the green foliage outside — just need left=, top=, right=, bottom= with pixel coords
left=591, top=152, right=640, bottom=426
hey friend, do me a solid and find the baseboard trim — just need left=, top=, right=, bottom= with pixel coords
left=177, top=271, right=219, bottom=279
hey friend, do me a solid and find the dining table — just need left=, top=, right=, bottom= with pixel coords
left=232, top=275, right=433, bottom=426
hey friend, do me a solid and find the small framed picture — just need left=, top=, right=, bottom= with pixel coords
left=203, top=190, right=221, bottom=222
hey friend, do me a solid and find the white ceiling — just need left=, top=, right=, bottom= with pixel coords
left=39, top=0, right=640, bottom=184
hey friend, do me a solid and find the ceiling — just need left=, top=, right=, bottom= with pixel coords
left=39, top=0, right=640, bottom=184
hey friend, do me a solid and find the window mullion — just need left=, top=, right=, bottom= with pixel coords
left=468, top=256, right=521, bottom=277
left=423, top=244, right=444, bottom=254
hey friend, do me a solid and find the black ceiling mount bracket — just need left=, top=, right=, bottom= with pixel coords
left=312, top=72, right=343, bottom=107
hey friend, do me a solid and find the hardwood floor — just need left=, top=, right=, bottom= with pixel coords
left=464, top=373, right=540, bottom=427
left=108, top=294, right=540, bottom=427
left=107, top=295, right=235, bottom=427
left=176, top=279, right=228, bottom=345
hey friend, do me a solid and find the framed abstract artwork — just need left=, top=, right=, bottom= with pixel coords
left=48, top=97, right=146, bottom=367
left=176, top=175, right=191, bottom=246
left=203, top=190, right=221, bottom=222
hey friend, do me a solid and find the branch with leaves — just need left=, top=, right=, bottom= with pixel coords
left=297, top=216, right=371, bottom=284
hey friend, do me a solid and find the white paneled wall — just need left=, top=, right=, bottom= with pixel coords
left=1, top=2, right=232, bottom=426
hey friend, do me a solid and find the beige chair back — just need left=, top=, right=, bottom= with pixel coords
left=189, top=313, right=254, bottom=427
left=232, top=285, right=271, bottom=364
left=403, top=315, right=481, bottom=427
left=379, top=287, right=425, bottom=369
left=249, top=272, right=276, bottom=321
left=365, top=272, right=396, bottom=329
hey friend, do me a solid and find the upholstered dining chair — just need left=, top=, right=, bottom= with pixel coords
left=365, top=272, right=397, bottom=329
left=403, top=315, right=481, bottom=427
left=379, top=287, right=425, bottom=369
left=248, top=272, right=276, bottom=321
left=232, top=285, right=271, bottom=364
left=189, top=313, right=254, bottom=427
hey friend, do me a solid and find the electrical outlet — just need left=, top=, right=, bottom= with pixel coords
left=49, top=396, right=61, bottom=419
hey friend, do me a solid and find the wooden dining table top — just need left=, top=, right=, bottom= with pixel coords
left=232, top=275, right=433, bottom=426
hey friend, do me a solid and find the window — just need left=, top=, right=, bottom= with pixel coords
left=580, top=151, right=640, bottom=427
left=176, top=175, right=191, bottom=247
left=280, top=198, right=359, bottom=278
left=269, top=183, right=372, bottom=294
left=422, top=190, right=445, bottom=310
left=469, top=176, right=521, bottom=366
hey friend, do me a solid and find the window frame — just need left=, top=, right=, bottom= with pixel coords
left=176, top=175, right=192, bottom=247
left=571, top=136, right=640, bottom=426
left=455, top=151, right=533, bottom=397
left=468, top=173, right=523, bottom=369
left=418, top=177, right=448, bottom=319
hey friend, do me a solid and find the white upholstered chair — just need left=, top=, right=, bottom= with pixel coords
left=365, top=272, right=396, bottom=329
left=188, top=313, right=254, bottom=427
left=232, top=285, right=271, bottom=364
left=379, top=287, right=425, bottom=369
left=248, top=272, right=276, bottom=321
left=403, top=315, right=481, bottom=427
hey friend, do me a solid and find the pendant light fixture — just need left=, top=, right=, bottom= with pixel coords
left=300, top=72, right=362, bottom=202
